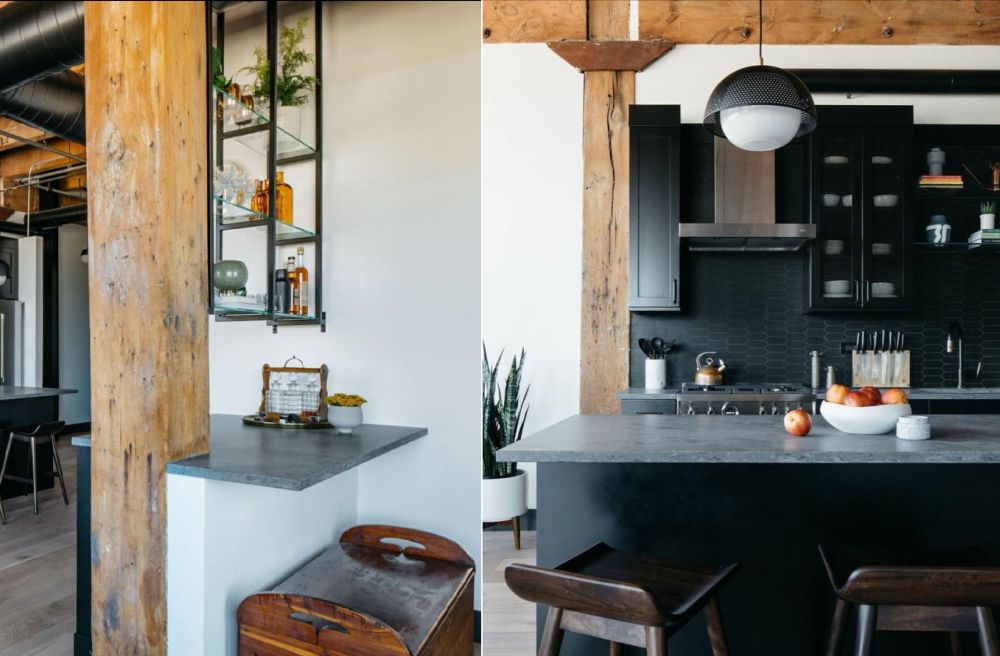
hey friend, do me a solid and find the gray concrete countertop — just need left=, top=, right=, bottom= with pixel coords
left=0, top=385, right=76, bottom=400
left=78, top=414, right=425, bottom=491
left=616, top=388, right=681, bottom=400
left=497, top=414, right=1000, bottom=464
left=617, top=387, right=1000, bottom=401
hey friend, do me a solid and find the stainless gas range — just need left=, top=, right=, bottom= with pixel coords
left=676, top=383, right=815, bottom=416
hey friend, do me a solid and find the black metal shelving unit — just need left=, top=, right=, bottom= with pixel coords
left=207, top=0, right=324, bottom=332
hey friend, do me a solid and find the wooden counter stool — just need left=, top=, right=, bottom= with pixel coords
left=819, top=544, right=1000, bottom=656
left=505, top=542, right=739, bottom=655
left=0, top=421, right=68, bottom=524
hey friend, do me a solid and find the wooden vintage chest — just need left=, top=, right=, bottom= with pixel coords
left=237, top=524, right=475, bottom=656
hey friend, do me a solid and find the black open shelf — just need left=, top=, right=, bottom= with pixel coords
left=207, top=1, right=324, bottom=333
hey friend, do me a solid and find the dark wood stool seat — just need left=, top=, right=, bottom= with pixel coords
left=506, top=542, right=739, bottom=655
left=0, top=421, right=68, bottom=524
left=820, top=544, right=1000, bottom=656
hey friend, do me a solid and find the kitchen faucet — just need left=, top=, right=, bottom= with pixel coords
left=946, top=322, right=963, bottom=388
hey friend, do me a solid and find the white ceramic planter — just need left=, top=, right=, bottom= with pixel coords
left=981, top=214, right=996, bottom=230
left=328, top=405, right=363, bottom=434
left=482, top=469, right=527, bottom=523
left=278, top=105, right=302, bottom=139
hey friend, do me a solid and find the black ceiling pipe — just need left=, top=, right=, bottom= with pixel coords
left=0, top=0, right=85, bottom=143
left=0, top=1, right=84, bottom=93
left=789, top=69, right=1000, bottom=95
left=0, top=70, right=85, bottom=143
left=0, top=205, right=87, bottom=234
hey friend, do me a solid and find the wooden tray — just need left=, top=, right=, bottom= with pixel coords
left=241, top=415, right=332, bottom=429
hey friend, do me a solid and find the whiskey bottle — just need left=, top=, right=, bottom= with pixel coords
left=275, top=171, right=293, bottom=224
left=294, top=247, right=309, bottom=316
left=250, top=179, right=268, bottom=216
left=287, top=256, right=299, bottom=315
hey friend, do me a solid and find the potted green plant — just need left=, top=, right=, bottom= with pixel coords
left=325, top=393, right=367, bottom=434
left=482, top=346, right=529, bottom=542
left=239, top=17, right=317, bottom=139
left=981, top=201, right=996, bottom=230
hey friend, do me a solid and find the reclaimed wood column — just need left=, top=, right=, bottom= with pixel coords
left=580, top=0, right=633, bottom=414
left=85, top=2, right=209, bottom=652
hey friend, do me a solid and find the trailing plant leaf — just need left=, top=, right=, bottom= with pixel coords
left=483, top=345, right=530, bottom=479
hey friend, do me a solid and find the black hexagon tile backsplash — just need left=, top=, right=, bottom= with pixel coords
left=630, top=252, right=1000, bottom=389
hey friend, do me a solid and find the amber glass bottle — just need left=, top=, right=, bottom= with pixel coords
left=294, top=247, right=309, bottom=316
left=287, top=256, right=299, bottom=315
left=251, top=179, right=268, bottom=217
left=275, top=171, right=293, bottom=224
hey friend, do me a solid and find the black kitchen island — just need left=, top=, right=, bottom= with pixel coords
left=498, top=414, right=1000, bottom=655
left=0, top=386, right=76, bottom=500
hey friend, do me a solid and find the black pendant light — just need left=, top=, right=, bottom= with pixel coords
left=703, top=0, right=817, bottom=151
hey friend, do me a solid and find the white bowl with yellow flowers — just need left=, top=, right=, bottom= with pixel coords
left=325, top=393, right=367, bottom=434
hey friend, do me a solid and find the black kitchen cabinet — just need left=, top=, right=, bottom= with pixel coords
left=807, top=106, right=914, bottom=311
left=629, top=105, right=681, bottom=311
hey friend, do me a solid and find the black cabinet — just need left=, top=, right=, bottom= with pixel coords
left=629, top=105, right=681, bottom=311
left=807, top=106, right=914, bottom=311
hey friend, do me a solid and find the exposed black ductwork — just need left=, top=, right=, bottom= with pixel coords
left=0, top=70, right=85, bottom=143
left=790, top=69, right=1000, bottom=95
left=0, top=0, right=85, bottom=144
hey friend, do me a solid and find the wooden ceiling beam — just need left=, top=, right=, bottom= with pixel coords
left=486, top=0, right=1000, bottom=45
left=639, top=0, right=1000, bottom=45
left=483, top=0, right=586, bottom=42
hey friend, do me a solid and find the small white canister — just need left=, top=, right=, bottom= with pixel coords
left=645, top=358, right=666, bottom=390
left=897, top=415, right=931, bottom=441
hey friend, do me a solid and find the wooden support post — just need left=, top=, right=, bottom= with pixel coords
left=578, top=0, right=632, bottom=414
left=85, top=2, right=209, bottom=653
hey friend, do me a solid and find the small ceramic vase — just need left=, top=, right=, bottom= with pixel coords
left=981, top=214, right=996, bottom=230
left=925, top=215, right=951, bottom=245
left=927, top=148, right=946, bottom=176
left=329, top=406, right=363, bottom=434
left=214, top=260, right=248, bottom=294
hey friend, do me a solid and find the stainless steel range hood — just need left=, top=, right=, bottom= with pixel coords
left=678, top=139, right=815, bottom=252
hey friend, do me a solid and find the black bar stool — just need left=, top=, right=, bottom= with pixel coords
left=505, top=542, right=739, bottom=655
left=820, top=543, right=1000, bottom=656
left=0, top=421, right=68, bottom=524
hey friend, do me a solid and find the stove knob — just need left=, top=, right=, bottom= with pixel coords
left=687, top=403, right=695, bottom=416
left=706, top=403, right=715, bottom=415
left=758, top=404, right=766, bottom=416
left=721, top=402, right=739, bottom=416
left=784, top=404, right=791, bottom=414
left=771, top=404, right=779, bottom=415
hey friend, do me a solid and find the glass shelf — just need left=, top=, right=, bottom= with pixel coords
left=213, top=197, right=316, bottom=242
left=914, top=242, right=1000, bottom=253
left=214, top=85, right=317, bottom=160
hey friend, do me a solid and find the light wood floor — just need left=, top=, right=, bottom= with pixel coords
left=482, top=529, right=536, bottom=656
left=0, top=441, right=76, bottom=656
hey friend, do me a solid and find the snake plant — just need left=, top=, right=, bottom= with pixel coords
left=483, top=345, right=530, bottom=479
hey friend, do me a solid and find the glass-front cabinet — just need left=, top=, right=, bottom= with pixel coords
left=806, top=107, right=913, bottom=311
left=208, top=1, right=325, bottom=331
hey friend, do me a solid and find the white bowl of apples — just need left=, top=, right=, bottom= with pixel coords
left=820, top=385, right=911, bottom=435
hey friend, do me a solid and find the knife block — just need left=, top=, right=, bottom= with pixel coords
left=852, top=351, right=910, bottom=388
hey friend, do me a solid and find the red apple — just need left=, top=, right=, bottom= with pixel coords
left=784, top=409, right=812, bottom=437
left=845, top=391, right=875, bottom=407
left=881, top=388, right=909, bottom=405
left=859, top=386, right=882, bottom=405
left=825, top=384, right=850, bottom=405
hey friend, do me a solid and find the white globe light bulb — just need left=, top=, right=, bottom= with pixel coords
left=720, top=105, right=801, bottom=152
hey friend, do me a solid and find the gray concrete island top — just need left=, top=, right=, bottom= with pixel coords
left=162, top=414, right=426, bottom=490
left=497, top=414, right=1000, bottom=464
left=0, top=385, right=77, bottom=400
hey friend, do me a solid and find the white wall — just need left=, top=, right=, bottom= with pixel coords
left=205, top=0, right=482, bottom=615
left=166, top=470, right=358, bottom=655
left=482, top=43, right=1000, bottom=504
left=17, top=236, right=42, bottom=386
left=482, top=45, right=583, bottom=508
left=58, top=224, right=90, bottom=422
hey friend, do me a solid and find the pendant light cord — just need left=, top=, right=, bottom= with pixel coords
left=758, top=0, right=764, bottom=66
